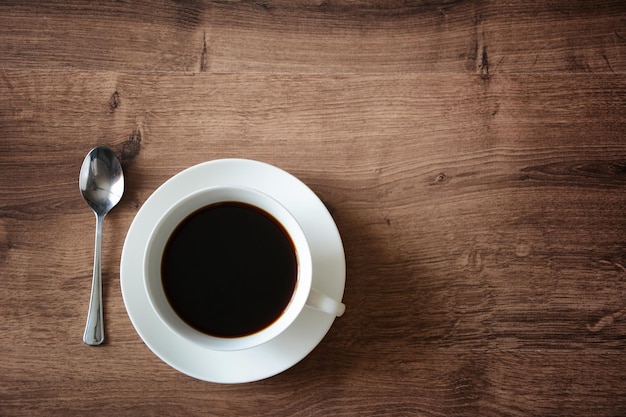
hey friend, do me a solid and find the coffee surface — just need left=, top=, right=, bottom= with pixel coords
left=161, top=202, right=298, bottom=338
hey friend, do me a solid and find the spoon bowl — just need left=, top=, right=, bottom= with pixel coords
left=79, top=146, right=124, bottom=345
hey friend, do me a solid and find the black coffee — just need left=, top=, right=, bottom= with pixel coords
left=161, top=202, right=298, bottom=338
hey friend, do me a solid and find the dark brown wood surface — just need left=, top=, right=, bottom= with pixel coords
left=1, top=1, right=626, bottom=416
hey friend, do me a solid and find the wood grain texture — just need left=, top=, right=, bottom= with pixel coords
left=1, top=0, right=625, bottom=73
left=1, top=1, right=626, bottom=416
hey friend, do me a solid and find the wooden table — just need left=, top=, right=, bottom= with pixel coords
left=2, top=1, right=625, bottom=415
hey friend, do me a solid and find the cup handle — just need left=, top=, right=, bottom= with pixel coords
left=306, top=288, right=346, bottom=317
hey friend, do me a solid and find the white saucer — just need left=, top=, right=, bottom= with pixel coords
left=120, top=159, right=346, bottom=383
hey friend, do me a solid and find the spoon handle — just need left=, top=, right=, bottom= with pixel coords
left=84, top=213, right=104, bottom=345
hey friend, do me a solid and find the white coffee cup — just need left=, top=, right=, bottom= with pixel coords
left=143, top=185, right=345, bottom=351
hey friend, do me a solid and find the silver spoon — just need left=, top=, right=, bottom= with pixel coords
left=79, top=146, right=124, bottom=345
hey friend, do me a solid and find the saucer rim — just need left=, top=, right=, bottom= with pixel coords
left=120, top=158, right=346, bottom=383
